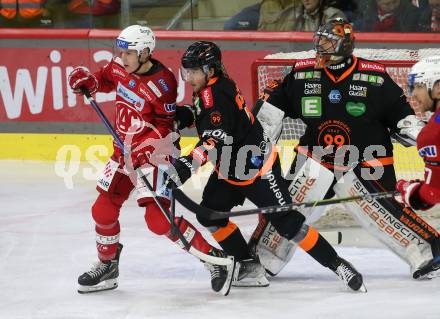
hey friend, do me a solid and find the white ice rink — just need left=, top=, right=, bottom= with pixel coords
left=2, top=161, right=440, bottom=319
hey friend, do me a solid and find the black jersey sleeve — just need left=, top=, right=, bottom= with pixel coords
left=381, top=73, right=415, bottom=132
left=261, top=71, right=297, bottom=118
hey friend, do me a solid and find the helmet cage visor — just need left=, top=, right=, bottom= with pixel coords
left=180, top=65, right=210, bottom=82
left=314, top=32, right=343, bottom=56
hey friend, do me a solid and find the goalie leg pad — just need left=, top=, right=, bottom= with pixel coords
left=249, top=155, right=335, bottom=275
left=334, top=169, right=434, bottom=271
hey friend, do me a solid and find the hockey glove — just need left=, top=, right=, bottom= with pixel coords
left=68, top=67, right=98, bottom=94
left=175, top=104, right=197, bottom=130
left=396, top=179, right=432, bottom=210
left=164, top=156, right=195, bottom=188
left=397, top=115, right=425, bottom=142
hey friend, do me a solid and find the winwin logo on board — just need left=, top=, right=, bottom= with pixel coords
left=301, top=97, right=322, bottom=117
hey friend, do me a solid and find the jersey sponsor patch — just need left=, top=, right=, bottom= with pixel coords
left=158, top=78, right=169, bottom=92
left=352, top=73, right=384, bottom=86
left=294, top=59, right=316, bottom=70
left=116, top=39, right=129, bottom=49
left=116, top=83, right=145, bottom=111
left=200, top=87, right=214, bottom=108
left=419, top=145, right=438, bottom=158
left=304, top=83, right=321, bottom=94
left=346, top=101, right=366, bottom=117
left=301, top=97, right=322, bottom=117
left=210, top=111, right=222, bottom=126
left=348, top=84, right=367, bottom=97
left=128, top=79, right=136, bottom=88
left=328, top=90, right=342, bottom=103
left=164, top=103, right=176, bottom=113
left=111, top=65, right=126, bottom=79
left=147, top=81, right=162, bottom=98
left=436, top=112, right=440, bottom=123
left=138, top=84, right=154, bottom=102
left=358, top=61, right=385, bottom=73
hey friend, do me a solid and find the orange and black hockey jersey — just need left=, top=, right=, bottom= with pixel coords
left=262, top=56, right=414, bottom=169
left=189, top=75, right=276, bottom=184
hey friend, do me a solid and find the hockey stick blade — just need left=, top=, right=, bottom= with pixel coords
left=173, top=188, right=399, bottom=220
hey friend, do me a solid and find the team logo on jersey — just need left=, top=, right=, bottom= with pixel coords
left=164, top=103, right=176, bottom=113
left=328, top=90, right=342, bottom=103
left=304, top=83, right=321, bottom=95
left=346, top=101, right=366, bottom=117
left=158, top=78, right=169, bottom=92
left=210, top=111, right=222, bottom=126
left=147, top=81, right=162, bottom=98
left=128, top=79, right=136, bottom=88
left=348, top=84, right=367, bottom=97
left=419, top=145, right=437, bottom=158
left=301, top=97, right=322, bottom=117
left=117, top=83, right=145, bottom=111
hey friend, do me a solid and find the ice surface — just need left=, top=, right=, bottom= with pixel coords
left=1, top=161, right=440, bottom=319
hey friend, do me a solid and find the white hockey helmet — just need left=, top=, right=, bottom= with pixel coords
left=116, top=25, right=156, bottom=57
left=408, top=56, right=440, bottom=96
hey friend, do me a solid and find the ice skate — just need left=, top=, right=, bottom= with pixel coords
left=77, top=243, right=123, bottom=294
left=330, top=256, right=367, bottom=293
left=204, top=248, right=237, bottom=296
left=232, top=258, right=269, bottom=287
left=413, top=256, right=440, bottom=280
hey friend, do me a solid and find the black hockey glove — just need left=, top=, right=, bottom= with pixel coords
left=164, top=156, right=196, bottom=189
left=175, top=104, right=197, bottom=130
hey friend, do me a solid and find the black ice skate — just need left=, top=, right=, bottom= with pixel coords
left=77, top=243, right=123, bottom=294
left=413, top=256, right=440, bottom=280
left=232, top=258, right=269, bottom=287
left=330, top=256, right=367, bottom=293
left=204, top=248, right=237, bottom=296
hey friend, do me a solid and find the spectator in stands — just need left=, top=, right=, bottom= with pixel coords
left=0, top=0, right=56, bottom=27
left=59, top=0, right=120, bottom=28
left=354, top=0, right=430, bottom=32
left=258, top=0, right=346, bottom=31
left=419, top=0, right=440, bottom=31
left=224, top=0, right=296, bottom=31
left=224, top=2, right=261, bottom=30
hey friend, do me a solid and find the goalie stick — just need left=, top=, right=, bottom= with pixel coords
left=82, top=89, right=233, bottom=267
left=173, top=188, right=399, bottom=220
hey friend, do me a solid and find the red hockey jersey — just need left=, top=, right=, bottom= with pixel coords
left=416, top=108, right=440, bottom=206
left=94, top=57, right=177, bottom=153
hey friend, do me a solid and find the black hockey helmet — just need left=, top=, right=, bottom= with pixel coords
left=181, top=41, right=223, bottom=72
left=314, top=18, right=355, bottom=67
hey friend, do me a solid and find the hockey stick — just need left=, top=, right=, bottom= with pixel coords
left=173, top=188, right=399, bottom=220
left=82, top=89, right=232, bottom=266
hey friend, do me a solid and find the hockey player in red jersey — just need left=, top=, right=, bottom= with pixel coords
left=397, top=56, right=440, bottom=210
left=396, top=56, right=440, bottom=277
left=68, top=25, right=235, bottom=295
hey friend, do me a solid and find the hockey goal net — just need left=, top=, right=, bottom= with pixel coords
left=252, top=49, right=440, bottom=227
